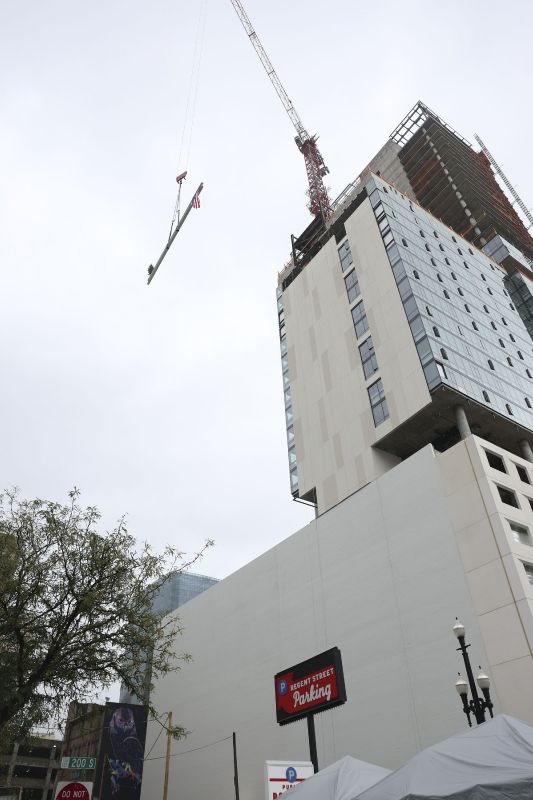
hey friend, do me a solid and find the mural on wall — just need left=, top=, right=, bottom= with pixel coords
left=94, top=703, right=148, bottom=800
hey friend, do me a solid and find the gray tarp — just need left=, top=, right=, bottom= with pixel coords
left=282, top=755, right=391, bottom=800
left=353, top=715, right=533, bottom=800
left=404, top=778, right=533, bottom=800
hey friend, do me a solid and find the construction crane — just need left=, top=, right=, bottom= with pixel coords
left=230, top=0, right=330, bottom=219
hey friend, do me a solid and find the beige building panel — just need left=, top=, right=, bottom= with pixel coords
left=478, top=603, right=530, bottom=665
left=491, top=656, right=533, bottom=720
left=454, top=518, right=501, bottom=572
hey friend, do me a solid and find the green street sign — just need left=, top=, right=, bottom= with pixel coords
left=60, top=756, right=96, bottom=769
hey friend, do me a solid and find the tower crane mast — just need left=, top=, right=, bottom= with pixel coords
left=230, top=0, right=330, bottom=218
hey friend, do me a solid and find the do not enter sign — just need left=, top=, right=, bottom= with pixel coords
left=55, top=781, right=92, bottom=800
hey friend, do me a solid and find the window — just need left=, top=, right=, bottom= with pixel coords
left=432, top=326, right=440, bottom=338
left=445, top=257, right=451, bottom=266
left=440, top=348, right=448, bottom=360
left=452, top=235, right=457, bottom=243
left=436, top=361, right=448, bottom=380
left=511, top=523, right=532, bottom=545
left=288, top=445, right=297, bottom=466
left=468, top=247, right=474, bottom=255
left=510, top=303, right=515, bottom=311
left=510, top=333, right=516, bottom=342
left=344, top=270, right=360, bottom=303
left=458, top=248, right=463, bottom=255
left=472, top=320, right=478, bottom=330
left=437, top=273, right=443, bottom=282
left=425, top=243, right=431, bottom=252
left=413, top=269, right=420, bottom=279
left=485, top=451, right=506, bottom=472
left=506, top=403, right=514, bottom=416
left=526, top=397, right=532, bottom=409
left=290, top=467, right=298, bottom=492
left=518, top=351, right=524, bottom=360
left=484, top=305, right=489, bottom=314
left=483, top=390, right=490, bottom=402
left=430, top=257, right=437, bottom=267
left=368, top=379, right=389, bottom=426
left=488, top=360, right=495, bottom=370
left=338, top=240, right=353, bottom=271
left=463, top=260, right=469, bottom=269
left=522, top=562, right=533, bottom=586
left=352, top=301, right=369, bottom=339
left=402, top=238, right=408, bottom=247
left=433, top=231, right=439, bottom=238
left=458, top=287, right=464, bottom=296
left=481, top=274, right=487, bottom=282
left=426, top=305, right=433, bottom=317
left=527, top=368, right=533, bottom=379
left=499, top=338, right=505, bottom=348
left=439, top=243, right=445, bottom=252
left=497, top=486, right=519, bottom=507
left=488, top=287, right=493, bottom=295
left=507, top=357, right=514, bottom=367
left=383, top=230, right=394, bottom=248
left=491, top=321, right=497, bottom=330
left=359, top=336, right=379, bottom=379
left=451, top=272, right=457, bottom=280
left=502, top=317, right=508, bottom=326
left=444, top=290, right=450, bottom=299
left=419, top=230, right=425, bottom=238
left=516, top=465, right=531, bottom=484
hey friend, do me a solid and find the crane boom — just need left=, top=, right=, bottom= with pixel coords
left=230, top=0, right=330, bottom=218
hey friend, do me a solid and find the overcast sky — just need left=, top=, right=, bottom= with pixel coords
left=2, top=0, right=532, bottom=591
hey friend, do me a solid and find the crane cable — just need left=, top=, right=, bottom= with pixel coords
left=168, top=0, right=208, bottom=241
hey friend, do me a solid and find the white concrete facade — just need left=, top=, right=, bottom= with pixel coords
left=284, top=195, right=425, bottom=512
left=142, top=434, right=533, bottom=800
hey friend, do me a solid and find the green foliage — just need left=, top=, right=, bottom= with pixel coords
left=0, top=489, right=212, bottom=745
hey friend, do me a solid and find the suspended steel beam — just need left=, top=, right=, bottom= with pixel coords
left=147, top=183, right=204, bottom=285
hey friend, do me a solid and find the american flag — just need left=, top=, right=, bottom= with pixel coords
left=192, top=192, right=201, bottom=209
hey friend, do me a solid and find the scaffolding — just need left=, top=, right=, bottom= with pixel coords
left=390, top=100, right=472, bottom=148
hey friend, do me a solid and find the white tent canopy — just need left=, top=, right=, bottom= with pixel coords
left=353, top=715, right=533, bottom=800
left=283, top=755, right=391, bottom=800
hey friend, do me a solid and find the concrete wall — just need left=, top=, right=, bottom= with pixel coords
left=441, top=436, right=533, bottom=717
left=141, top=435, right=533, bottom=800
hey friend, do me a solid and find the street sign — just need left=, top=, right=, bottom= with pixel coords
left=265, top=761, right=313, bottom=800
left=274, top=647, right=347, bottom=725
left=60, top=757, right=96, bottom=770
left=55, top=782, right=92, bottom=800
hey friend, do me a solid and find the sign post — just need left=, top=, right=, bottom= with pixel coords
left=274, top=647, right=347, bottom=773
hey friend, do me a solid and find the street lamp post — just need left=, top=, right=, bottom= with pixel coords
left=453, top=619, right=494, bottom=727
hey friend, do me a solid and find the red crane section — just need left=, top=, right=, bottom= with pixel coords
left=230, top=0, right=330, bottom=218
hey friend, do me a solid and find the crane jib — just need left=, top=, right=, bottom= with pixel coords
left=230, top=0, right=330, bottom=217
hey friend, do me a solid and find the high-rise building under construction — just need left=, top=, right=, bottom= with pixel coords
left=279, top=101, right=533, bottom=510
left=143, top=105, right=533, bottom=800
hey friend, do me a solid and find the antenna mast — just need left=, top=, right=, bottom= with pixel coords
left=230, top=0, right=330, bottom=218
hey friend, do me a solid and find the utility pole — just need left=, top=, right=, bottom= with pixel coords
left=162, top=711, right=172, bottom=800
left=232, top=732, right=240, bottom=800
